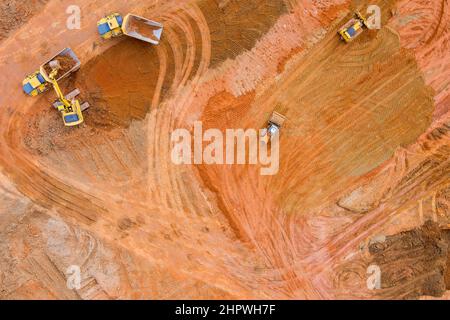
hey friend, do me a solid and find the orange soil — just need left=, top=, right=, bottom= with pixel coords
left=0, top=0, right=449, bottom=300
left=369, top=221, right=449, bottom=299
left=388, top=0, right=450, bottom=120
left=0, top=0, right=49, bottom=42
left=42, top=55, right=77, bottom=77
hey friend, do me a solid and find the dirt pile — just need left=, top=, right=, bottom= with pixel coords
left=369, top=221, right=450, bottom=299
left=42, top=55, right=77, bottom=77
left=73, top=37, right=160, bottom=129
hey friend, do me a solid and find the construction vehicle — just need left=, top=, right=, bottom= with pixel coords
left=22, top=48, right=89, bottom=126
left=261, top=112, right=286, bottom=144
left=47, top=62, right=89, bottom=126
left=338, top=11, right=368, bottom=43
left=22, top=48, right=80, bottom=96
left=97, top=13, right=124, bottom=39
left=22, top=71, right=48, bottom=96
left=97, top=13, right=163, bottom=44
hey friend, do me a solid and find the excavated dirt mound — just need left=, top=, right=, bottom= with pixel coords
left=74, top=38, right=161, bottom=129
left=369, top=221, right=450, bottom=299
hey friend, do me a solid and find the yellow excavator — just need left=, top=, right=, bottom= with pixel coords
left=47, top=61, right=88, bottom=126
left=23, top=48, right=89, bottom=127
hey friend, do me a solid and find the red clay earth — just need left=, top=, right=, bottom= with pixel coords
left=0, top=0, right=449, bottom=299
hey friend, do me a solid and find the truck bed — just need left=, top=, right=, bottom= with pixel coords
left=122, top=14, right=163, bottom=45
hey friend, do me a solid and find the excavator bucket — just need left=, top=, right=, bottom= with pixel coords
left=122, top=14, right=163, bottom=45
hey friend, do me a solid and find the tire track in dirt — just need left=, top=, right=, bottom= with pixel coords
left=2, top=0, right=447, bottom=299
left=190, top=0, right=441, bottom=298
left=389, top=0, right=450, bottom=119
left=309, top=139, right=450, bottom=279
left=272, top=27, right=434, bottom=213
left=0, top=0, right=260, bottom=299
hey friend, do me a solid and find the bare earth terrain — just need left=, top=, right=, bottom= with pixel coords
left=0, top=0, right=449, bottom=299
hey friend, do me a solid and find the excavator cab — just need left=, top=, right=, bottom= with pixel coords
left=97, top=13, right=124, bottom=39
left=54, top=99, right=84, bottom=127
left=22, top=71, right=48, bottom=96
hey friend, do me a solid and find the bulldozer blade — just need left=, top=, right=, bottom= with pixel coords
left=269, top=112, right=286, bottom=127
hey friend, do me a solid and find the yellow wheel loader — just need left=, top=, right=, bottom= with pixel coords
left=338, top=11, right=368, bottom=43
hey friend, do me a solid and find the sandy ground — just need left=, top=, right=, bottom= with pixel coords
left=0, top=0, right=449, bottom=299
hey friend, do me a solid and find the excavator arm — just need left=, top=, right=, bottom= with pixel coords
left=47, top=67, right=84, bottom=126
left=48, top=69, right=71, bottom=107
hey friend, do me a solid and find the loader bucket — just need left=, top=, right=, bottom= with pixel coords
left=122, top=14, right=163, bottom=45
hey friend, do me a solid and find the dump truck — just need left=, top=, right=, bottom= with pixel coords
left=22, top=48, right=81, bottom=96
left=97, top=13, right=163, bottom=45
left=261, top=112, right=286, bottom=144
left=338, top=11, right=368, bottom=43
